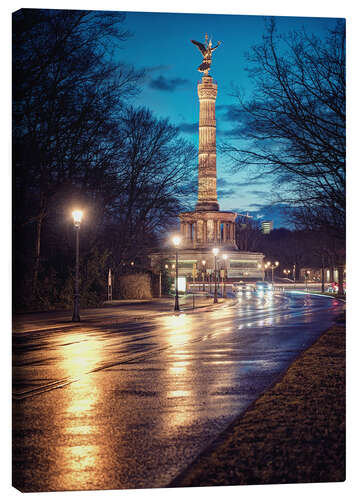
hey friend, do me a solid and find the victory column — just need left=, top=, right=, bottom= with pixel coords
left=150, top=35, right=264, bottom=285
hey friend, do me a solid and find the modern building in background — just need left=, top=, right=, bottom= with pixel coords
left=261, top=220, right=273, bottom=234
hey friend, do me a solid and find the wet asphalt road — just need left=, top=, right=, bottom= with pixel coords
left=12, top=291, right=343, bottom=492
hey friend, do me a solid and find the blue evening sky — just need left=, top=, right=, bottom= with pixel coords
left=115, top=11, right=339, bottom=228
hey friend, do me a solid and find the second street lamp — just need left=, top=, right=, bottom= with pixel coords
left=212, top=247, right=219, bottom=303
left=72, top=209, right=83, bottom=322
left=172, top=235, right=181, bottom=311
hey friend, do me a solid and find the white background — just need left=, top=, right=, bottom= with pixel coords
left=2, top=1, right=355, bottom=499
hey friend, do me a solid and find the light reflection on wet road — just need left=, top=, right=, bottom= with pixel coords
left=13, top=292, right=343, bottom=491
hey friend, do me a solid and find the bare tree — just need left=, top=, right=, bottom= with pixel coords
left=104, top=107, right=195, bottom=268
left=13, top=9, right=142, bottom=297
left=235, top=216, right=262, bottom=251
left=222, top=19, right=345, bottom=240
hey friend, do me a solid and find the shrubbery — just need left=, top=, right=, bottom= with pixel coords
left=117, top=273, right=152, bottom=299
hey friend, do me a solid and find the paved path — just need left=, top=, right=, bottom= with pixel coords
left=12, top=291, right=343, bottom=492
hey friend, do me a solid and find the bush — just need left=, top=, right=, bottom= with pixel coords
left=118, top=273, right=152, bottom=299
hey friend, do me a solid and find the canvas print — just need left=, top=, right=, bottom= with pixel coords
left=12, top=8, right=346, bottom=492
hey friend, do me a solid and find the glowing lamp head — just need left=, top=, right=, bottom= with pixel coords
left=223, top=254, right=227, bottom=260
left=72, top=210, right=83, bottom=227
left=275, top=261, right=279, bottom=267
left=212, top=247, right=219, bottom=256
left=267, top=261, right=271, bottom=266
left=172, top=235, right=181, bottom=247
left=202, top=260, right=206, bottom=266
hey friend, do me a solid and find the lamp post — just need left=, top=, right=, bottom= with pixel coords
left=271, top=261, right=279, bottom=286
left=264, top=262, right=270, bottom=281
left=212, top=247, right=219, bottom=303
left=172, top=235, right=181, bottom=311
left=202, top=260, right=206, bottom=291
left=305, top=270, right=310, bottom=289
left=72, top=209, right=83, bottom=322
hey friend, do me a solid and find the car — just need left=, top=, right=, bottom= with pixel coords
left=255, top=281, right=273, bottom=291
left=232, top=281, right=253, bottom=293
left=327, top=282, right=346, bottom=293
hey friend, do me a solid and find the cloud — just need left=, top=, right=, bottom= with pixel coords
left=220, top=125, right=246, bottom=138
left=149, top=75, right=189, bottom=91
left=216, top=104, right=248, bottom=122
left=230, top=203, right=293, bottom=228
left=144, top=65, right=171, bottom=74
left=236, top=180, right=266, bottom=188
left=177, top=122, right=198, bottom=134
left=216, top=104, right=257, bottom=137
left=217, top=188, right=237, bottom=198
left=247, top=190, right=269, bottom=197
left=217, top=178, right=238, bottom=188
left=217, top=178, right=266, bottom=189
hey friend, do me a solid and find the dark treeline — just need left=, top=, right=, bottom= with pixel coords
left=236, top=218, right=344, bottom=282
left=13, top=9, right=195, bottom=311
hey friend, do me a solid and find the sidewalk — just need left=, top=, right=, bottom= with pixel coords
left=13, top=293, right=231, bottom=334
left=171, top=315, right=345, bottom=487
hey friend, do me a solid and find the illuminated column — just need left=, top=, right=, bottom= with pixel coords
left=196, top=76, right=219, bottom=211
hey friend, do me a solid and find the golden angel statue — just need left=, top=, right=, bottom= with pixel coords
left=191, top=34, right=222, bottom=75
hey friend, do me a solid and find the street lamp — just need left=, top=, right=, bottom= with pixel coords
left=202, top=259, right=206, bottom=291
left=72, top=209, right=83, bottom=322
left=271, top=261, right=279, bottom=286
left=305, top=270, right=311, bottom=289
left=264, top=262, right=270, bottom=280
left=212, top=247, right=219, bottom=303
left=172, top=235, right=181, bottom=311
